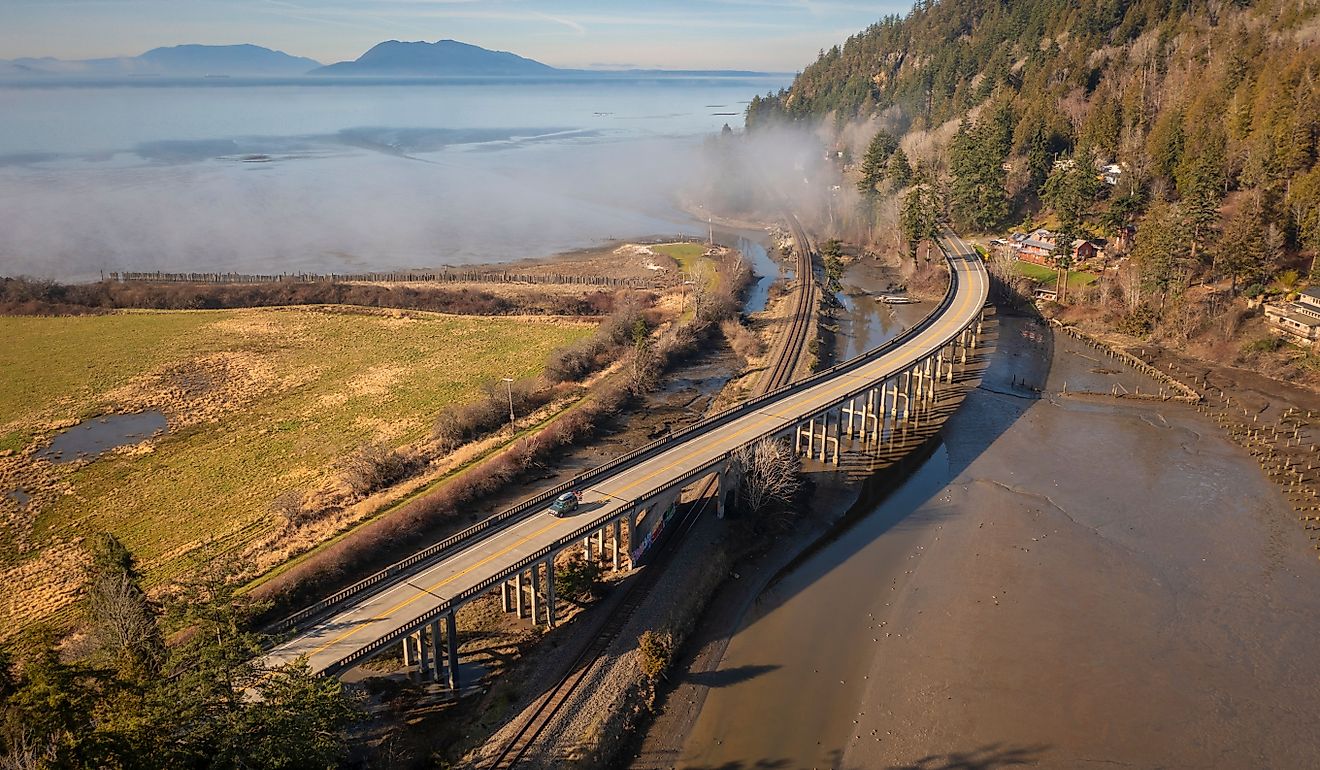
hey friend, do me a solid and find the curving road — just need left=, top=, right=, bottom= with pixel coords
left=262, top=231, right=988, bottom=676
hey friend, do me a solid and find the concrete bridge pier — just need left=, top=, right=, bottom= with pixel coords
left=897, top=369, right=913, bottom=423
left=594, top=528, right=606, bottom=558
left=716, top=463, right=740, bottom=518
left=428, top=619, right=443, bottom=683
left=529, top=563, right=542, bottom=624
left=582, top=534, right=593, bottom=563
left=543, top=557, right=557, bottom=628
left=795, top=416, right=810, bottom=456
left=416, top=626, right=433, bottom=680
left=445, top=611, right=459, bottom=692
left=402, top=632, right=416, bottom=669
left=514, top=570, right=526, bottom=619
left=612, top=519, right=622, bottom=570
left=500, top=580, right=511, bottom=613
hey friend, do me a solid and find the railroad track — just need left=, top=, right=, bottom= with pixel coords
left=484, top=477, right=715, bottom=770
left=762, top=212, right=817, bottom=392
left=482, top=214, right=819, bottom=769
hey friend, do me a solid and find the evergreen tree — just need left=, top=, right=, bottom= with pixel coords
left=857, top=130, right=899, bottom=195
left=949, top=118, right=1009, bottom=231
left=900, top=166, right=942, bottom=260
left=1132, top=201, right=1191, bottom=301
left=1216, top=201, right=1266, bottom=293
left=887, top=147, right=913, bottom=189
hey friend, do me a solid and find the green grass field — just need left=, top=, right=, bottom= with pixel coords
left=0, top=307, right=592, bottom=627
left=653, top=242, right=717, bottom=287
left=1014, top=261, right=1098, bottom=291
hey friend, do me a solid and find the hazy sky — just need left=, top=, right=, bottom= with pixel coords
left=1, top=0, right=905, bottom=71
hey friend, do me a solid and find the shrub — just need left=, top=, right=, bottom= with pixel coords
left=721, top=318, right=762, bottom=360
left=1242, top=336, right=1287, bottom=355
left=341, top=444, right=418, bottom=497
left=637, top=630, right=673, bottom=682
left=555, top=556, right=605, bottom=602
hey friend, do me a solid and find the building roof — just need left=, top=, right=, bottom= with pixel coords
left=1301, top=286, right=1320, bottom=301
left=1267, top=302, right=1320, bottom=328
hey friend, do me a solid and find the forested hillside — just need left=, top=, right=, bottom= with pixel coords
left=748, top=0, right=1320, bottom=376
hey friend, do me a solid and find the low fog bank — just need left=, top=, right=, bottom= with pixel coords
left=0, top=119, right=839, bottom=283
left=0, top=131, right=711, bottom=281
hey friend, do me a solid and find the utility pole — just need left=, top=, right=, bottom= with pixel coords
left=502, top=377, right=515, bottom=429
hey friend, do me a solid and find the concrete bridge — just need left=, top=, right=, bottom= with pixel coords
left=260, top=231, right=990, bottom=688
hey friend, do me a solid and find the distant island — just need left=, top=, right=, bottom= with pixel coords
left=1, top=40, right=783, bottom=80
left=312, top=39, right=553, bottom=77
left=2, top=44, right=320, bottom=77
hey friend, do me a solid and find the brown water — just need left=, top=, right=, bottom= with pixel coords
left=674, top=313, right=1320, bottom=769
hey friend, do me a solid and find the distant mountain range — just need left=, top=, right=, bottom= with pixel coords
left=1, top=40, right=780, bottom=79
left=3, top=44, right=320, bottom=77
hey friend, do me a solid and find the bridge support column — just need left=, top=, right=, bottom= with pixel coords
left=544, top=557, right=556, bottom=628
left=612, top=519, right=622, bottom=570
left=844, top=396, right=857, bottom=437
left=402, top=633, right=415, bottom=669
left=595, top=528, right=606, bottom=556
left=946, top=343, right=956, bottom=382
left=897, top=370, right=911, bottom=422
left=530, top=563, right=541, bottom=624
left=429, top=620, right=442, bottom=682
left=417, top=628, right=432, bottom=680
left=515, top=571, right=526, bottom=619
left=832, top=410, right=841, bottom=465
left=501, top=580, right=511, bottom=613
left=861, top=388, right=874, bottom=443
left=815, top=413, right=826, bottom=463
left=583, top=535, right=593, bottom=563
left=445, top=612, right=459, bottom=692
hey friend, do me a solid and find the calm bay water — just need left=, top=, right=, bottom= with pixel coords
left=0, top=76, right=787, bottom=280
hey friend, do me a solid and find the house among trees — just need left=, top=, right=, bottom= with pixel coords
left=1005, top=228, right=1103, bottom=267
left=1264, top=287, right=1320, bottom=347
left=1101, top=163, right=1124, bottom=186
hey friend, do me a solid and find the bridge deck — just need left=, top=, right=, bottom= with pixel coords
left=262, top=234, right=989, bottom=674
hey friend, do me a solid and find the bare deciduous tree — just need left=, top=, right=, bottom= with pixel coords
left=0, top=728, right=58, bottom=770
left=732, top=438, right=802, bottom=518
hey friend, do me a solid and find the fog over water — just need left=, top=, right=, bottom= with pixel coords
left=0, top=77, right=788, bottom=280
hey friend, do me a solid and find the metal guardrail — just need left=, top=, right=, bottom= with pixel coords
left=314, top=237, right=982, bottom=675
left=321, top=512, right=611, bottom=675
left=276, top=235, right=979, bottom=643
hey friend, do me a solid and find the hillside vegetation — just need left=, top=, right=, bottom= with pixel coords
left=749, top=0, right=1320, bottom=377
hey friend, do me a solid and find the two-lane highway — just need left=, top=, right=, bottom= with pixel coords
left=262, top=231, right=988, bottom=675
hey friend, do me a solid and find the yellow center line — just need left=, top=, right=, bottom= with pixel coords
left=288, top=254, right=987, bottom=666
left=302, top=514, right=572, bottom=659
left=593, top=266, right=983, bottom=501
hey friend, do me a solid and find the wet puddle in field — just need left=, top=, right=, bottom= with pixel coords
left=37, top=410, right=168, bottom=463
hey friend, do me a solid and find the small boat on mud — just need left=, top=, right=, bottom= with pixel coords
left=876, top=294, right=919, bottom=304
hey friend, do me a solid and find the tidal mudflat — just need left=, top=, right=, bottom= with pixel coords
left=676, top=312, right=1320, bottom=769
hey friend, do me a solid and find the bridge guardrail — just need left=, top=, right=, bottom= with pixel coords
left=312, top=237, right=980, bottom=674
left=273, top=235, right=975, bottom=638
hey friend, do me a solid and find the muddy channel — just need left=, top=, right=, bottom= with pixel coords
left=666, top=286, right=1320, bottom=767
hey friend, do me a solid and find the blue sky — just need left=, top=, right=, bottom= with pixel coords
left=0, top=0, right=906, bottom=71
